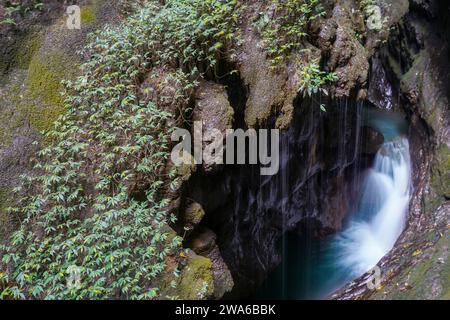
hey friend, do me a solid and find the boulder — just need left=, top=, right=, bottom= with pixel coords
left=184, top=202, right=206, bottom=230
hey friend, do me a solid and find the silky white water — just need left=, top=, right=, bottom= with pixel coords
left=258, top=110, right=412, bottom=299
left=334, top=136, right=412, bottom=277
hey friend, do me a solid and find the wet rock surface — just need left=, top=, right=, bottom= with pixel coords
left=187, top=99, right=368, bottom=295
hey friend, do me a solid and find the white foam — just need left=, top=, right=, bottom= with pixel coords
left=334, top=137, right=411, bottom=277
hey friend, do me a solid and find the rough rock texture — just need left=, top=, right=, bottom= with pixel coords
left=317, top=0, right=369, bottom=97
left=234, top=1, right=317, bottom=129
left=189, top=227, right=218, bottom=255
left=155, top=226, right=234, bottom=300
left=176, top=253, right=215, bottom=300
left=184, top=202, right=206, bottom=230
left=154, top=249, right=215, bottom=300
left=236, top=5, right=286, bottom=129
left=193, top=81, right=234, bottom=173
left=188, top=99, right=368, bottom=294
left=1, top=0, right=448, bottom=301
left=372, top=204, right=449, bottom=299
left=187, top=227, right=234, bottom=299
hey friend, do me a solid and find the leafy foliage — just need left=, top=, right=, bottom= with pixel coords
left=298, top=60, right=338, bottom=98
left=0, top=0, right=44, bottom=26
left=297, top=60, right=337, bottom=112
left=256, top=0, right=325, bottom=66
left=0, top=0, right=240, bottom=300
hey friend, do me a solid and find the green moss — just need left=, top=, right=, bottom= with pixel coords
left=81, top=6, right=97, bottom=24
left=431, top=145, right=450, bottom=199
left=400, top=52, right=425, bottom=91
left=0, top=81, right=26, bottom=146
left=176, top=152, right=196, bottom=181
left=404, top=236, right=449, bottom=300
left=14, top=32, right=44, bottom=70
left=373, top=234, right=449, bottom=300
left=185, top=202, right=205, bottom=227
left=0, top=32, right=43, bottom=75
left=155, top=251, right=215, bottom=299
left=24, top=52, right=79, bottom=133
left=177, top=253, right=214, bottom=299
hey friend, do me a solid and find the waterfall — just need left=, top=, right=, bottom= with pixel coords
left=254, top=108, right=412, bottom=300
left=333, top=137, right=412, bottom=277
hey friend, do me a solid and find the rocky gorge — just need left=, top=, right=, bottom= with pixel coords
left=0, top=0, right=448, bottom=300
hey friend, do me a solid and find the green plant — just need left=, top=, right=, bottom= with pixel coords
left=0, top=0, right=240, bottom=300
left=298, top=60, right=338, bottom=96
left=358, top=0, right=376, bottom=10
left=0, top=1, right=44, bottom=26
left=256, top=0, right=325, bottom=66
left=298, top=60, right=338, bottom=111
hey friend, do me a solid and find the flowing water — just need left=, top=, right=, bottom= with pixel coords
left=259, top=109, right=411, bottom=299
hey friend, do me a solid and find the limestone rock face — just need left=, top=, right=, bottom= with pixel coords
left=189, top=228, right=217, bottom=255
left=194, top=81, right=234, bottom=135
left=154, top=249, right=215, bottom=300
left=317, top=1, right=369, bottom=97
left=229, top=1, right=306, bottom=130
left=155, top=245, right=233, bottom=300
left=237, top=26, right=287, bottom=129
left=193, top=81, right=234, bottom=173
left=0, top=0, right=448, bottom=301
left=371, top=204, right=449, bottom=300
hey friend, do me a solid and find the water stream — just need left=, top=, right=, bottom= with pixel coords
left=259, top=109, right=411, bottom=299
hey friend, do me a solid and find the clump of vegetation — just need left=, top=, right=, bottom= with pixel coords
left=357, top=0, right=376, bottom=12
left=357, top=0, right=386, bottom=31
left=0, top=188, right=12, bottom=243
left=0, top=0, right=44, bottom=26
left=254, top=1, right=336, bottom=108
left=256, top=0, right=325, bottom=66
left=298, top=60, right=337, bottom=97
left=0, top=0, right=240, bottom=300
left=298, top=60, right=338, bottom=111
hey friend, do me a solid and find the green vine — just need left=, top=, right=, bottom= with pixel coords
left=256, top=0, right=325, bottom=66
left=0, top=0, right=240, bottom=300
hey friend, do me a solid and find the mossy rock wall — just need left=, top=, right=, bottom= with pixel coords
left=24, top=52, right=79, bottom=133
left=0, top=1, right=120, bottom=240
left=177, top=253, right=215, bottom=300
left=431, top=145, right=450, bottom=200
